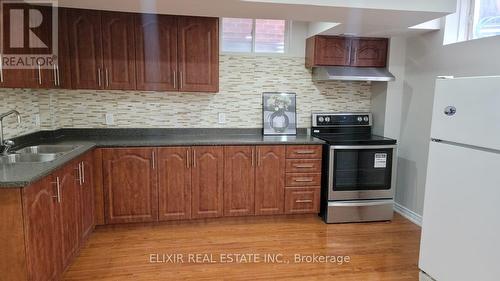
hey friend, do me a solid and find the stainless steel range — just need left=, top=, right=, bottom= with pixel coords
left=311, top=112, right=397, bottom=223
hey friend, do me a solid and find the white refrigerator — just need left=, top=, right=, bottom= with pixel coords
left=419, top=76, right=500, bottom=281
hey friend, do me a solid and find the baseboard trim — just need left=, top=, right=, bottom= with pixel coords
left=394, top=202, right=422, bottom=226
left=419, top=271, right=436, bottom=281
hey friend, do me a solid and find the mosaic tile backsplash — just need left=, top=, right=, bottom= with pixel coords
left=0, top=55, right=372, bottom=139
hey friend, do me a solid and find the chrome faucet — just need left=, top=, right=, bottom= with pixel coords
left=0, top=110, right=22, bottom=155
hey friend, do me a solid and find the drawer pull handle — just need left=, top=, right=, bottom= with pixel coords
left=294, top=178, right=313, bottom=182
left=294, top=164, right=314, bottom=168
left=296, top=199, right=313, bottom=203
left=295, top=150, right=315, bottom=154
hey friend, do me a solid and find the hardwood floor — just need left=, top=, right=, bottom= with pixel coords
left=63, top=214, right=421, bottom=281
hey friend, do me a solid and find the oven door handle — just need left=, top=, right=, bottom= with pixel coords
left=330, top=145, right=397, bottom=150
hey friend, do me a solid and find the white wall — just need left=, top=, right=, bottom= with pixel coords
left=389, top=22, right=500, bottom=215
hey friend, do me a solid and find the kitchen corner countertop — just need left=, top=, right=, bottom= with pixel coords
left=0, top=129, right=325, bottom=188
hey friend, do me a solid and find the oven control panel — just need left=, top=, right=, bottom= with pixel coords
left=312, top=113, right=372, bottom=127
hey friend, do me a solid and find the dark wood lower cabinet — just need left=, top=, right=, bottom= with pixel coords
left=255, top=146, right=286, bottom=215
left=157, top=147, right=192, bottom=221
left=102, top=148, right=158, bottom=224
left=80, top=153, right=95, bottom=241
left=191, top=146, right=224, bottom=219
left=284, top=187, right=320, bottom=214
left=22, top=177, right=61, bottom=281
left=224, top=146, right=255, bottom=216
left=55, top=161, right=81, bottom=270
left=1, top=151, right=97, bottom=281
left=0, top=145, right=320, bottom=279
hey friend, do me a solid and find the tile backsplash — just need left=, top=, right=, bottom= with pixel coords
left=0, top=55, right=372, bottom=139
left=0, top=88, right=42, bottom=139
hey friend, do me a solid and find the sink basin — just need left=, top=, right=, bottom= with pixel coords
left=0, top=153, right=59, bottom=164
left=16, top=145, right=81, bottom=154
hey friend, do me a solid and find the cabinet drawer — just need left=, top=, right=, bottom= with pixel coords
left=285, top=173, right=321, bottom=186
left=286, top=159, right=322, bottom=173
left=285, top=187, right=320, bottom=214
left=286, top=145, right=322, bottom=159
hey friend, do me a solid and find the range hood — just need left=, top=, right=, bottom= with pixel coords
left=312, top=66, right=395, bottom=82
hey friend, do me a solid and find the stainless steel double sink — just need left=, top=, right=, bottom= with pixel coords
left=0, top=145, right=81, bottom=164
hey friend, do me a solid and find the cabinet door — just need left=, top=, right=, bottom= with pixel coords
left=55, top=162, right=81, bottom=270
left=135, top=14, right=178, bottom=91
left=22, top=177, right=61, bottom=281
left=191, top=146, right=224, bottom=218
left=101, top=11, right=136, bottom=90
left=178, top=16, right=219, bottom=92
left=307, top=36, right=351, bottom=67
left=157, top=147, right=191, bottom=221
left=56, top=7, right=72, bottom=89
left=255, top=146, right=285, bottom=215
left=33, top=5, right=57, bottom=89
left=67, top=8, right=103, bottom=89
left=103, top=148, right=158, bottom=224
left=350, top=38, right=388, bottom=67
left=0, top=3, right=39, bottom=88
left=80, top=152, right=95, bottom=241
left=0, top=68, right=38, bottom=88
left=224, top=146, right=255, bottom=216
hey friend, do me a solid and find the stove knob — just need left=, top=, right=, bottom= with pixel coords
left=325, top=117, right=331, bottom=122
left=363, top=116, right=369, bottom=122
left=357, top=116, right=363, bottom=122
left=318, top=117, right=324, bottom=122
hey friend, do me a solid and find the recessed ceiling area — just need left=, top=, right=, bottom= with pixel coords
left=58, top=0, right=457, bottom=37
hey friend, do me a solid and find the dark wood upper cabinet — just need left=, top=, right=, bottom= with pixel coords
left=102, top=148, right=158, bottom=224
left=66, top=8, right=103, bottom=90
left=178, top=16, right=219, bottom=93
left=157, top=147, right=192, bottom=221
left=350, top=38, right=388, bottom=67
left=255, top=146, right=286, bottom=215
left=55, top=162, right=81, bottom=270
left=34, top=5, right=57, bottom=89
left=56, top=8, right=72, bottom=89
left=191, top=146, right=224, bottom=219
left=306, top=36, right=351, bottom=67
left=306, top=35, right=388, bottom=68
left=135, top=14, right=178, bottom=91
left=22, top=177, right=61, bottom=281
left=101, top=11, right=136, bottom=90
left=0, top=68, right=38, bottom=88
left=0, top=3, right=38, bottom=88
left=79, top=152, right=95, bottom=242
left=1, top=8, right=219, bottom=92
left=224, top=146, right=255, bottom=217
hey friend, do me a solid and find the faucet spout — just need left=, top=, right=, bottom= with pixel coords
left=0, top=110, right=22, bottom=151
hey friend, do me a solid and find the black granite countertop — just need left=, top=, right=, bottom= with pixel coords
left=0, top=128, right=324, bottom=188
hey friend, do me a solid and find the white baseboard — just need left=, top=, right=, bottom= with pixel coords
left=419, top=271, right=436, bottom=281
left=394, top=202, right=422, bottom=226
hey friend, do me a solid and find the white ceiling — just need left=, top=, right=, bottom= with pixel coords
left=58, top=0, right=457, bottom=37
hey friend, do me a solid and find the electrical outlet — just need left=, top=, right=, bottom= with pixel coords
left=33, top=114, right=41, bottom=127
left=105, top=113, right=114, bottom=125
left=218, top=113, right=226, bottom=124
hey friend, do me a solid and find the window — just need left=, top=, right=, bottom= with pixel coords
left=444, top=0, right=500, bottom=44
left=221, top=18, right=287, bottom=54
left=471, top=0, right=500, bottom=39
